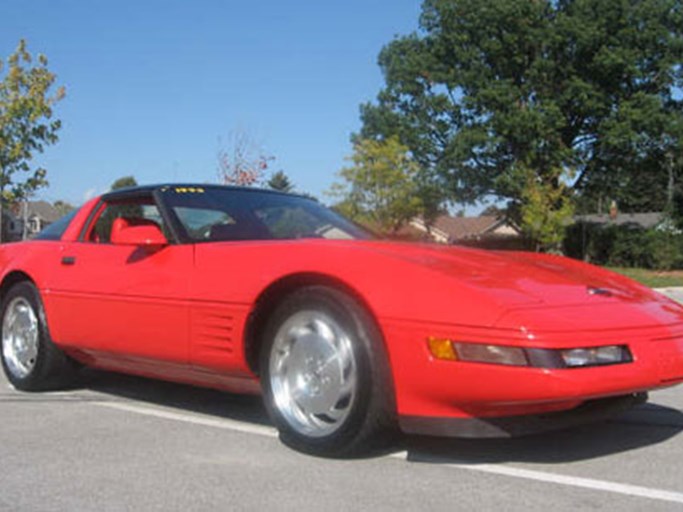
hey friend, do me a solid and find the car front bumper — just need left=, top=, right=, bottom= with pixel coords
left=382, top=318, right=683, bottom=433
left=399, top=393, right=647, bottom=437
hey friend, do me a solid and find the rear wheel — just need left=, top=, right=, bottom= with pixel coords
left=1, top=281, right=78, bottom=391
left=260, top=286, right=395, bottom=457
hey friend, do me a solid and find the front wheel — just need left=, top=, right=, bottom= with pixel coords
left=1, top=281, right=78, bottom=391
left=260, top=286, right=395, bottom=457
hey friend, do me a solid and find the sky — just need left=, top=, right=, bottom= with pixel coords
left=0, top=0, right=423, bottom=206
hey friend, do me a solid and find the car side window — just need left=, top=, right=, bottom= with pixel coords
left=173, top=207, right=235, bottom=240
left=88, top=202, right=165, bottom=243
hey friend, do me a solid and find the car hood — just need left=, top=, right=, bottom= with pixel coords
left=355, top=241, right=662, bottom=309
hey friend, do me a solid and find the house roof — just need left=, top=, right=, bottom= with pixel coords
left=575, top=212, right=664, bottom=229
left=430, top=215, right=505, bottom=240
left=16, top=201, right=62, bottom=223
left=393, top=222, right=433, bottom=241
left=408, top=214, right=520, bottom=243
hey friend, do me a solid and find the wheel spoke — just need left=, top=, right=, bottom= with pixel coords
left=337, top=371, right=356, bottom=397
left=311, top=318, right=335, bottom=344
left=288, top=324, right=311, bottom=342
left=323, top=405, right=347, bottom=423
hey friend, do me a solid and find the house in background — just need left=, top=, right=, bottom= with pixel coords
left=398, top=214, right=524, bottom=249
left=410, top=215, right=521, bottom=244
left=1, top=209, right=22, bottom=242
left=6, top=201, right=62, bottom=241
left=574, top=212, right=665, bottom=229
left=565, top=207, right=676, bottom=263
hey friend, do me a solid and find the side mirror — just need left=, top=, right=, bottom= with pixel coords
left=112, top=224, right=168, bottom=247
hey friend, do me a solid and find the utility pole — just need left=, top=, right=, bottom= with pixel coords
left=666, top=149, right=675, bottom=214
left=22, top=200, right=28, bottom=240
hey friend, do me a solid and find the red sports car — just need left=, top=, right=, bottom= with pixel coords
left=2, top=185, right=682, bottom=456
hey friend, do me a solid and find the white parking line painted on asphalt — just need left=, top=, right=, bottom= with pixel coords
left=97, top=402, right=278, bottom=438
left=409, top=458, right=683, bottom=505
left=94, top=402, right=683, bottom=505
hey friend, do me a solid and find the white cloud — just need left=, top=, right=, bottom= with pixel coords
left=82, top=187, right=98, bottom=202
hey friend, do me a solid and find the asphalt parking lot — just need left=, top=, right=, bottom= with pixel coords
left=1, top=368, right=682, bottom=511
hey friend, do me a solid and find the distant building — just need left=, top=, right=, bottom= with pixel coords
left=7, top=201, right=62, bottom=240
left=1, top=209, right=22, bottom=242
left=408, top=214, right=522, bottom=244
left=574, top=212, right=665, bottom=230
left=566, top=210, right=679, bottom=262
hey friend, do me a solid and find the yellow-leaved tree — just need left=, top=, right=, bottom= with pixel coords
left=329, top=136, right=423, bottom=235
left=519, top=165, right=575, bottom=253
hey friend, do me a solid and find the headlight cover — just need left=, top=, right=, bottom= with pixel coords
left=453, top=342, right=528, bottom=366
left=427, top=338, right=632, bottom=369
left=525, top=345, right=633, bottom=368
left=560, top=345, right=633, bottom=368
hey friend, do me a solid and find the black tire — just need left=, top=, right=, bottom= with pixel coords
left=260, top=286, right=396, bottom=457
left=1, top=281, right=78, bottom=391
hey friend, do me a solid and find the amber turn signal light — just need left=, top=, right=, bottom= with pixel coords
left=427, top=337, right=458, bottom=361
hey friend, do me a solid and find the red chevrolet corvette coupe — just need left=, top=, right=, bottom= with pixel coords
left=2, top=185, right=682, bottom=455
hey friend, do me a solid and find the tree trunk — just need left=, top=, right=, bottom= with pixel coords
left=0, top=184, right=4, bottom=244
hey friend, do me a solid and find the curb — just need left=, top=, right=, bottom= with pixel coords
left=654, top=287, right=683, bottom=304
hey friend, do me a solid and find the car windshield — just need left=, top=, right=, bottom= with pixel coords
left=160, top=187, right=372, bottom=242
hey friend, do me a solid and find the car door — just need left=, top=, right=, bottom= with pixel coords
left=166, top=203, right=251, bottom=373
left=43, top=196, right=192, bottom=365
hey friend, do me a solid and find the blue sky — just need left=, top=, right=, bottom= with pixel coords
left=1, top=0, right=422, bottom=205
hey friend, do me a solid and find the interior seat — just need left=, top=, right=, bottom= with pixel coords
left=110, top=217, right=161, bottom=244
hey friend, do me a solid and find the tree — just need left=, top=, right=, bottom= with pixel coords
left=110, top=175, right=138, bottom=190
left=217, top=130, right=273, bottom=186
left=359, top=0, right=683, bottom=246
left=480, top=205, right=503, bottom=218
left=329, top=136, right=424, bottom=234
left=53, top=200, right=75, bottom=217
left=518, top=164, right=575, bottom=252
left=267, top=170, right=294, bottom=193
left=0, top=40, right=65, bottom=242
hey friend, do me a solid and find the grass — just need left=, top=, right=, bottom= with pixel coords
left=606, top=267, right=683, bottom=288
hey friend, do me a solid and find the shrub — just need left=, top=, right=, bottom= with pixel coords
left=647, top=231, right=683, bottom=271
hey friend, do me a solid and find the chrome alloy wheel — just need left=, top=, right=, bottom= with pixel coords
left=2, top=297, right=39, bottom=379
left=269, top=310, right=358, bottom=437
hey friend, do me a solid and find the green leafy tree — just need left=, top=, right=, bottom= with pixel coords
left=110, top=175, right=138, bottom=190
left=329, top=136, right=424, bottom=234
left=480, top=205, right=504, bottom=218
left=53, top=200, right=75, bottom=217
left=518, top=165, right=575, bottom=252
left=267, top=170, right=294, bottom=192
left=0, top=40, right=65, bottom=241
left=360, top=0, right=683, bottom=245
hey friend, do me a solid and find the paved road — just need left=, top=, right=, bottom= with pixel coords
left=1, top=369, right=682, bottom=511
